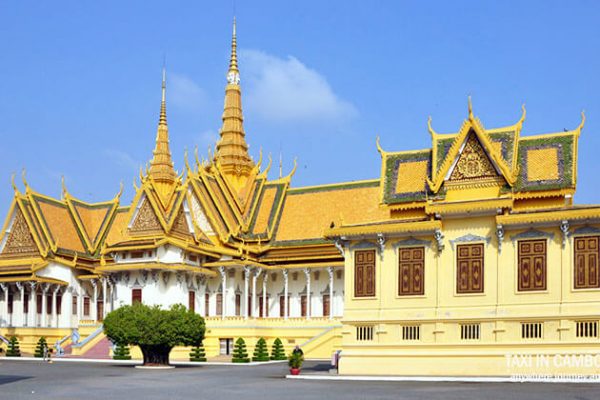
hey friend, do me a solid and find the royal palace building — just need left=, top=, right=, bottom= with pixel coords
left=1, top=21, right=599, bottom=376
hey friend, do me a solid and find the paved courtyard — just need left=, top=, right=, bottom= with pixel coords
left=1, top=359, right=599, bottom=400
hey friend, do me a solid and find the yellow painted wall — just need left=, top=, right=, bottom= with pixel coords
left=340, top=219, right=600, bottom=376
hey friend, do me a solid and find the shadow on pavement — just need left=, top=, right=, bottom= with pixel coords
left=0, top=375, right=32, bottom=385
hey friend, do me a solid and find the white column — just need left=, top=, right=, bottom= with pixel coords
left=283, top=269, right=289, bottom=319
left=243, top=266, right=250, bottom=319
left=52, top=285, right=58, bottom=327
left=252, top=268, right=262, bottom=318
left=108, top=281, right=113, bottom=314
left=41, top=284, right=49, bottom=327
left=29, top=282, right=36, bottom=327
left=15, top=282, right=24, bottom=327
left=327, top=267, right=334, bottom=320
left=262, top=274, right=267, bottom=318
left=0, top=283, right=7, bottom=327
left=102, top=278, right=107, bottom=318
left=304, top=268, right=311, bottom=319
left=91, top=279, right=98, bottom=322
left=219, top=267, right=226, bottom=319
left=77, top=289, right=83, bottom=321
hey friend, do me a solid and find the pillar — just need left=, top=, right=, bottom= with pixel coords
left=252, top=268, right=262, bottom=318
left=41, top=284, right=49, bottom=327
left=102, top=278, right=107, bottom=319
left=51, top=285, right=58, bottom=327
left=29, top=282, right=36, bottom=327
left=304, top=268, right=311, bottom=319
left=219, top=267, right=226, bottom=319
left=327, top=266, right=334, bottom=320
left=283, top=269, right=288, bottom=320
left=78, top=289, right=83, bottom=321
left=0, top=283, right=7, bottom=327
left=243, top=266, right=250, bottom=319
left=91, top=279, right=98, bottom=322
left=15, top=282, right=24, bottom=327
left=262, top=274, right=267, bottom=318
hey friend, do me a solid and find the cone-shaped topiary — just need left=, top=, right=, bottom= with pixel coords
left=270, top=338, right=286, bottom=361
left=252, top=337, right=270, bottom=362
left=231, top=338, right=250, bottom=363
left=113, top=342, right=131, bottom=360
left=34, top=337, right=48, bottom=358
left=6, top=336, right=21, bottom=357
left=189, top=342, right=207, bottom=362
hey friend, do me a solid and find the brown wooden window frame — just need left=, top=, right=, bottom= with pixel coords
left=456, top=243, right=484, bottom=294
left=322, top=294, right=330, bottom=317
left=398, top=246, right=425, bottom=296
left=354, top=249, right=376, bottom=298
left=131, top=288, right=142, bottom=304
left=188, top=291, right=195, bottom=313
left=517, top=239, right=547, bottom=291
left=279, top=295, right=289, bottom=317
left=574, top=235, right=600, bottom=289
left=83, top=296, right=90, bottom=316
left=235, top=294, right=241, bottom=316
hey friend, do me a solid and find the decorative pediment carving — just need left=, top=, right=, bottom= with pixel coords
left=448, top=133, right=499, bottom=182
left=2, top=208, right=38, bottom=255
left=130, top=198, right=162, bottom=233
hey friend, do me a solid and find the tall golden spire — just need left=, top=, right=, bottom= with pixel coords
left=149, top=67, right=177, bottom=187
left=215, top=17, right=254, bottom=183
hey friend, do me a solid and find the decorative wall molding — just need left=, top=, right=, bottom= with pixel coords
left=572, top=225, right=600, bottom=235
left=392, top=237, right=432, bottom=249
left=510, top=228, right=555, bottom=242
left=450, top=233, right=491, bottom=249
left=349, top=240, right=377, bottom=251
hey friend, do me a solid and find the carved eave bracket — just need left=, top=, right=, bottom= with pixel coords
left=560, top=220, right=570, bottom=248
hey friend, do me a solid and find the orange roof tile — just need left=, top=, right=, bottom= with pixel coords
left=275, top=182, right=388, bottom=242
left=35, top=199, right=85, bottom=253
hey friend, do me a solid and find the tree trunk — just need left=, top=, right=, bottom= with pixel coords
left=140, top=345, right=172, bottom=366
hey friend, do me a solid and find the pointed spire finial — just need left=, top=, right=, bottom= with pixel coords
left=159, top=63, right=167, bottom=126
left=148, top=64, right=176, bottom=187
left=468, top=96, right=474, bottom=120
left=227, top=17, right=240, bottom=85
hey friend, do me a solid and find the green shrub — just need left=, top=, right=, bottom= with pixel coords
left=189, top=342, right=207, bottom=362
left=270, top=338, right=286, bottom=360
left=231, top=338, right=250, bottom=363
left=113, top=342, right=131, bottom=360
left=6, top=336, right=21, bottom=357
left=34, top=337, right=48, bottom=358
left=288, top=351, right=304, bottom=369
left=252, top=337, right=269, bottom=362
left=103, top=303, right=205, bottom=366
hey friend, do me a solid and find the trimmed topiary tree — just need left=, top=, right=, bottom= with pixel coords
left=34, top=337, right=48, bottom=358
left=270, top=338, right=286, bottom=361
left=6, top=336, right=21, bottom=357
left=103, top=303, right=205, bottom=366
left=113, top=342, right=131, bottom=360
left=231, top=338, right=250, bottom=363
left=252, top=337, right=269, bottom=362
left=189, top=342, right=207, bottom=362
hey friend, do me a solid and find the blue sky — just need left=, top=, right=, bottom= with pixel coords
left=0, top=1, right=599, bottom=213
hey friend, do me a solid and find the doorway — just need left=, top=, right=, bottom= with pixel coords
left=219, top=338, right=234, bottom=355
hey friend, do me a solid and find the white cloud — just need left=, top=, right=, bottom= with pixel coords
left=240, top=49, right=357, bottom=123
left=169, top=73, right=208, bottom=111
left=103, top=149, right=139, bottom=172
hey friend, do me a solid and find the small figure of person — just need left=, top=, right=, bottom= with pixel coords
left=43, top=345, right=48, bottom=362
left=292, top=345, right=304, bottom=357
